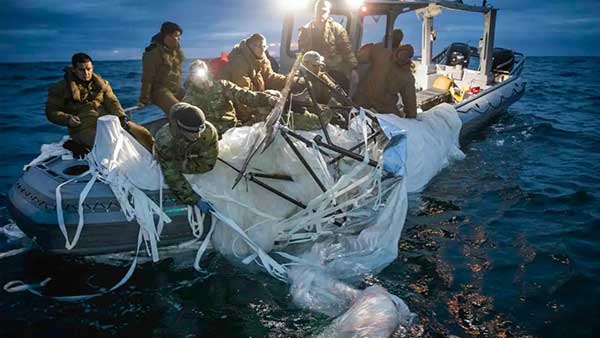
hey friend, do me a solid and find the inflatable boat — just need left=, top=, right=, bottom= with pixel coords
left=7, top=0, right=526, bottom=257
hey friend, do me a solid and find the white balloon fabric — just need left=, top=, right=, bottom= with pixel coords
left=377, top=103, right=464, bottom=192
left=44, top=103, right=464, bottom=337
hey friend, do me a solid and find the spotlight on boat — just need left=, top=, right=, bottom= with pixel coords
left=283, top=0, right=310, bottom=11
left=347, top=0, right=364, bottom=10
left=193, top=67, right=208, bottom=79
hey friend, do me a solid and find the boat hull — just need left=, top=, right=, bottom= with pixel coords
left=456, top=76, right=526, bottom=137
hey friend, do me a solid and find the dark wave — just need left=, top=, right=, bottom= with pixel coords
left=19, top=83, right=52, bottom=94
left=37, top=75, right=60, bottom=80
left=557, top=71, right=580, bottom=78
left=0, top=75, right=27, bottom=80
left=125, top=72, right=139, bottom=79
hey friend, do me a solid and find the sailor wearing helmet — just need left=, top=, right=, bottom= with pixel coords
left=154, top=102, right=218, bottom=209
left=183, top=60, right=280, bottom=136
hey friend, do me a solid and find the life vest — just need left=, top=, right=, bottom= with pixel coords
left=207, top=52, right=229, bottom=79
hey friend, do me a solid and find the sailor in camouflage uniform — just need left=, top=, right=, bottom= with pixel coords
left=154, top=103, right=218, bottom=207
left=298, top=0, right=359, bottom=91
left=183, top=60, right=280, bottom=136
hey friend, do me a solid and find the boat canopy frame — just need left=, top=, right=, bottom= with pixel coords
left=280, top=0, right=498, bottom=84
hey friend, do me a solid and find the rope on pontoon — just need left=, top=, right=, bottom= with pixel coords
left=3, top=230, right=144, bottom=302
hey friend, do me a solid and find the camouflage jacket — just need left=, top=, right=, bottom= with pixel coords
left=46, top=68, right=125, bottom=135
left=304, top=69, right=338, bottom=105
left=183, top=79, right=272, bottom=136
left=154, top=122, right=219, bottom=205
left=298, top=18, right=358, bottom=74
left=286, top=104, right=333, bottom=131
left=140, top=35, right=185, bottom=104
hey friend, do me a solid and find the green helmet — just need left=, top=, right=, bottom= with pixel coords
left=303, top=50, right=325, bottom=68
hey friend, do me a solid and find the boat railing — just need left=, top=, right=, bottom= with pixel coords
left=432, top=46, right=525, bottom=78
left=509, top=52, right=525, bottom=77
left=431, top=48, right=448, bottom=65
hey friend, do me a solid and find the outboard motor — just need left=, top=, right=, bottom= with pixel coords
left=492, top=48, right=515, bottom=73
left=446, top=43, right=471, bottom=68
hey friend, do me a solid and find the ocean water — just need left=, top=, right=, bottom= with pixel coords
left=0, top=57, right=598, bottom=338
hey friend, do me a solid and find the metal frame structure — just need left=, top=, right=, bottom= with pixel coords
left=280, top=0, right=498, bottom=84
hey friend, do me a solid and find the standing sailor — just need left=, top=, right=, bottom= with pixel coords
left=154, top=103, right=218, bottom=209
left=138, top=22, right=185, bottom=115
left=355, top=29, right=417, bottom=118
left=298, top=0, right=358, bottom=91
left=46, top=52, right=154, bottom=156
left=183, top=60, right=280, bottom=137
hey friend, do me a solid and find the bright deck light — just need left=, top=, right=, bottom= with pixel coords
left=347, top=0, right=364, bottom=10
left=283, top=0, right=310, bottom=11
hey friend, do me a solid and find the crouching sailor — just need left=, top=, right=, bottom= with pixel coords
left=45, top=52, right=154, bottom=157
left=155, top=102, right=218, bottom=212
left=183, top=60, right=280, bottom=137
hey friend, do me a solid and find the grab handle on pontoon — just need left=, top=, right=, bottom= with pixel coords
left=123, top=106, right=139, bottom=119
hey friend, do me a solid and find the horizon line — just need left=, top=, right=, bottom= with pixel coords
left=1, top=55, right=599, bottom=65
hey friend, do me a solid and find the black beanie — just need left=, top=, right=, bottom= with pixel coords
left=171, top=103, right=205, bottom=131
left=161, top=22, right=183, bottom=35
left=392, top=29, right=404, bottom=48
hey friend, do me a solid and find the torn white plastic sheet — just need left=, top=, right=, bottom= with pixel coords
left=54, top=116, right=171, bottom=262
left=377, top=103, right=464, bottom=192
left=23, top=135, right=70, bottom=171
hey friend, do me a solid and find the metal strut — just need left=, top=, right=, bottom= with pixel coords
left=219, top=157, right=344, bottom=227
left=327, top=130, right=380, bottom=165
left=280, top=129, right=328, bottom=193
left=299, top=64, right=380, bottom=126
left=300, top=68, right=333, bottom=145
left=313, top=135, right=379, bottom=168
left=218, top=158, right=306, bottom=209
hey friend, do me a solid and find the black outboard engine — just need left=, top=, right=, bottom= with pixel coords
left=446, top=43, right=471, bottom=68
left=492, top=48, right=515, bottom=73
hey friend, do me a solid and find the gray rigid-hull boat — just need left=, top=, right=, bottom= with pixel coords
left=7, top=0, right=526, bottom=256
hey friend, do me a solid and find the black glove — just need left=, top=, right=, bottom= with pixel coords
left=63, top=140, right=91, bottom=159
left=119, top=115, right=131, bottom=131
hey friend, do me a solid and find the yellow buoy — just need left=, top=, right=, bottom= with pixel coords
left=450, top=86, right=469, bottom=102
left=432, top=75, right=453, bottom=92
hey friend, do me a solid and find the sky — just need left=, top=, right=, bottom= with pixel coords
left=0, top=0, right=598, bottom=63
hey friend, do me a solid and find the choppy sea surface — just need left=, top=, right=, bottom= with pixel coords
left=0, top=57, right=598, bottom=338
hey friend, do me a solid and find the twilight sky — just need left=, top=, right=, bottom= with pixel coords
left=0, top=0, right=598, bottom=63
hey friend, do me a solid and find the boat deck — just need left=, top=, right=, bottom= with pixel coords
left=417, top=88, right=452, bottom=111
